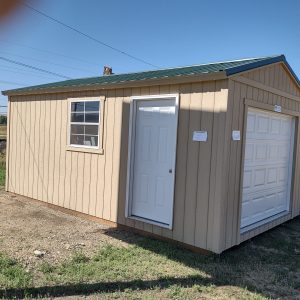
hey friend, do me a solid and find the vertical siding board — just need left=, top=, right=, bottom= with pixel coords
left=224, top=81, right=241, bottom=248
left=64, top=152, right=72, bottom=209
left=16, top=100, right=22, bottom=194
left=47, top=98, right=57, bottom=204
left=76, top=152, right=85, bottom=213
left=82, top=153, right=92, bottom=215
left=22, top=100, right=29, bottom=196
left=58, top=99, right=67, bottom=207
left=89, top=153, right=98, bottom=216
left=43, top=98, right=51, bottom=202
left=6, top=99, right=11, bottom=191
left=182, top=82, right=201, bottom=246
left=9, top=100, right=15, bottom=192
left=231, top=83, right=247, bottom=244
left=31, top=97, right=37, bottom=198
left=38, top=98, right=46, bottom=201
left=219, top=80, right=235, bottom=250
left=27, top=97, right=34, bottom=198
left=110, top=89, right=123, bottom=222
left=32, top=99, right=39, bottom=199
left=14, top=97, right=22, bottom=193
left=7, top=100, right=13, bottom=192
left=5, top=97, right=13, bottom=193
left=117, top=88, right=132, bottom=225
left=70, top=151, right=79, bottom=211
left=206, top=80, right=228, bottom=252
left=52, top=99, right=61, bottom=206
left=195, top=81, right=217, bottom=249
left=172, top=84, right=191, bottom=242
left=102, top=89, right=116, bottom=221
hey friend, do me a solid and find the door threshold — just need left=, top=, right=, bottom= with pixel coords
left=240, top=211, right=290, bottom=234
left=128, top=215, right=172, bottom=230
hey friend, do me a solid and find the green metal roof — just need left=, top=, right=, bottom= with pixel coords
left=3, top=55, right=298, bottom=95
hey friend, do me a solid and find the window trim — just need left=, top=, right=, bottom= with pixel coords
left=66, top=97, right=105, bottom=154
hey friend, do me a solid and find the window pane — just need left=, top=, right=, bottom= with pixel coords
left=70, top=135, right=84, bottom=145
left=84, top=135, right=98, bottom=147
left=71, top=102, right=84, bottom=112
left=71, top=124, right=84, bottom=134
left=85, top=113, right=99, bottom=123
left=71, top=113, right=84, bottom=122
left=85, top=125, right=98, bottom=135
left=85, top=101, right=99, bottom=112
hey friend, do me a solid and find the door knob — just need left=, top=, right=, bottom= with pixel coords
left=169, top=169, right=173, bottom=174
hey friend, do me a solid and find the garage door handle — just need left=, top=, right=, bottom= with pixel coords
left=169, top=169, right=173, bottom=174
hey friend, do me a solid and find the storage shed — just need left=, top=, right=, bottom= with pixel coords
left=3, top=55, right=300, bottom=253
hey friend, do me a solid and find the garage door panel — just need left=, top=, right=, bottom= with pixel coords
left=241, top=108, right=294, bottom=229
left=243, top=166, right=287, bottom=191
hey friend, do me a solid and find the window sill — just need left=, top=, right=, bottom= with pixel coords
left=66, top=146, right=104, bottom=154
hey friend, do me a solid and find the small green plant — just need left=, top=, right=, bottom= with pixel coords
left=39, top=262, right=54, bottom=274
left=0, top=253, right=31, bottom=288
left=71, top=252, right=90, bottom=264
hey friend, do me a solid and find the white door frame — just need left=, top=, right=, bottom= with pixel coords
left=125, top=94, right=179, bottom=229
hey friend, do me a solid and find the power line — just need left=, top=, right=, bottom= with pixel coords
left=0, top=65, right=64, bottom=80
left=22, top=3, right=159, bottom=68
left=0, top=80, right=30, bottom=86
left=0, top=57, right=71, bottom=79
left=0, top=39, right=99, bottom=66
left=0, top=50, right=96, bottom=75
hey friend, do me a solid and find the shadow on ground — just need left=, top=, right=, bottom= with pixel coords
left=1, top=216, right=300, bottom=299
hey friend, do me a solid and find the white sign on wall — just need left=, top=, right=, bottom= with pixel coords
left=232, top=130, right=241, bottom=141
left=274, top=105, right=282, bottom=113
left=193, top=131, right=208, bottom=142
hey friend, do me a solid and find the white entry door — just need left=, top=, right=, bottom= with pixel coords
left=241, top=107, right=295, bottom=229
left=129, top=97, right=178, bottom=227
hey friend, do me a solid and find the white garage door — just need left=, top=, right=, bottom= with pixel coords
left=241, top=107, right=295, bottom=229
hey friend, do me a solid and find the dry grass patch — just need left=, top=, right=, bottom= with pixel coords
left=0, top=191, right=300, bottom=299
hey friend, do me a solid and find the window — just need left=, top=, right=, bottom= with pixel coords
left=70, top=100, right=100, bottom=148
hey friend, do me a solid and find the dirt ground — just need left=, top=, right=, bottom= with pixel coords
left=1, top=189, right=300, bottom=299
left=0, top=189, right=129, bottom=271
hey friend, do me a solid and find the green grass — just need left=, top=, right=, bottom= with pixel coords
left=0, top=153, right=5, bottom=187
left=0, top=165, right=5, bottom=187
left=0, top=253, right=31, bottom=289
left=0, top=196, right=300, bottom=299
left=1, top=218, right=300, bottom=299
left=0, top=126, right=7, bottom=139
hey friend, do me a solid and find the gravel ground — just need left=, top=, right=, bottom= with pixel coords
left=0, top=190, right=130, bottom=270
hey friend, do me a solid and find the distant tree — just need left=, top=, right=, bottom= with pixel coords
left=0, top=116, right=7, bottom=125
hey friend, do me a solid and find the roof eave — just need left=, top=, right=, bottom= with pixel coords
left=2, top=71, right=227, bottom=97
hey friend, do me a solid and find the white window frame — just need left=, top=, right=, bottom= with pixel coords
left=67, top=97, right=105, bottom=154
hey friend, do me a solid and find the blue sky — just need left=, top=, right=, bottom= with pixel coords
left=0, top=0, right=300, bottom=112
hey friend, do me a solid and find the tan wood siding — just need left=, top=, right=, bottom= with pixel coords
left=241, top=63, right=300, bottom=97
left=115, top=81, right=229, bottom=252
left=223, top=64, right=300, bottom=251
left=7, top=81, right=229, bottom=253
